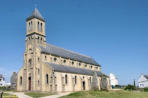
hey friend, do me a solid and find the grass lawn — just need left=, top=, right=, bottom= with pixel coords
left=2, top=92, right=18, bottom=98
left=60, top=90, right=148, bottom=98
left=25, top=92, right=51, bottom=98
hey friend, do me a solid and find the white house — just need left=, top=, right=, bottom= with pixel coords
left=138, top=74, right=148, bottom=88
left=109, top=73, right=118, bottom=87
left=0, top=74, right=5, bottom=87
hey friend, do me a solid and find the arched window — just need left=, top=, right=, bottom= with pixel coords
left=65, top=75, right=68, bottom=84
left=83, top=76, right=85, bottom=79
left=38, top=80, right=40, bottom=85
left=38, top=57, right=40, bottom=62
left=55, top=77, right=57, bottom=84
left=46, top=74, right=48, bottom=84
left=38, top=68, right=40, bottom=74
left=30, top=21, right=32, bottom=31
left=50, top=57, right=52, bottom=62
left=90, top=65, right=93, bottom=69
left=85, top=64, right=87, bottom=67
left=75, top=76, right=77, bottom=84
left=38, top=22, right=40, bottom=31
left=72, top=61, right=74, bottom=65
left=50, top=76, right=53, bottom=83
left=45, top=56, right=47, bottom=60
left=54, top=58, right=57, bottom=62
left=41, top=23, right=43, bottom=32
left=29, top=22, right=31, bottom=32
left=89, top=77, right=91, bottom=84
left=20, top=76, right=22, bottom=85
left=28, top=59, right=32, bottom=66
left=55, top=84, right=57, bottom=92
left=63, top=60, right=66, bottom=63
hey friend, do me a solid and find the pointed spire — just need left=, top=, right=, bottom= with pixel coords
left=26, top=8, right=45, bottom=22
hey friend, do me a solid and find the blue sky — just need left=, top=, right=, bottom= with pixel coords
left=0, top=0, right=148, bottom=85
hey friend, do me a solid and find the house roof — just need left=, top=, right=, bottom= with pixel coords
left=45, top=62, right=107, bottom=77
left=0, top=74, right=3, bottom=78
left=0, top=74, right=5, bottom=80
left=40, top=44, right=100, bottom=66
left=26, top=8, right=45, bottom=22
left=144, top=75, right=148, bottom=79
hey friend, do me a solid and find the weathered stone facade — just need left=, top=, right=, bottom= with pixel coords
left=16, top=8, right=111, bottom=92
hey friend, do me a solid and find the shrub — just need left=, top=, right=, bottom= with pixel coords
left=124, top=85, right=136, bottom=90
left=144, top=87, right=148, bottom=92
left=115, top=85, right=122, bottom=88
left=0, top=86, right=13, bottom=91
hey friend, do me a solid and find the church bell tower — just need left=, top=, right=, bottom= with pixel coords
left=22, top=8, right=46, bottom=91
left=26, top=8, right=46, bottom=48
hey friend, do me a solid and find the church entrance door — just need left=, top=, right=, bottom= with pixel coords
left=28, top=77, right=31, bottom=91
left=82, top=81, right=85, bottom=90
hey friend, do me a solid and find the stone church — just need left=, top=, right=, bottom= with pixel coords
left=16, top=8, right=111, bottom=92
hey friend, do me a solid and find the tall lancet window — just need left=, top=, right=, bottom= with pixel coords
left=29, top=22, right=31, bottom=32
left=28, top=21, right=32, bottom=32
left=38, top=22, right=40, bottom=32
left=41, top=23, right=43, bottom=32
left=46, top=74, right=49, bottom=84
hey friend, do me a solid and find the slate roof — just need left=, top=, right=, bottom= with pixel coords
left=45, top=62, right=107, bottom=77
left=26, top=8, right=45, bottom=22
left=144, top=75, right=148, bottom=79
left=0, top=74, right=3, bottom=78
left=0, top=74, right=5, bottom=80
left=40, top=44, right=100, bottom=66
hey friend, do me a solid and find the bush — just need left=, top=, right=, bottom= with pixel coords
left=124, top=85, right=136, bottom=90
left=115, top=85, right=122, bottom=88
left=144, top=87, right=148, bottom=92
left=0, top=86, right=13, bottom=91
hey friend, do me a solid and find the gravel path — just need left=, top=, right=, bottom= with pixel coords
left=41, top=92, right=71, bottom=98
left=7, top=92, right=31, bottom=98
left=6, top=91, right=71, bottom=98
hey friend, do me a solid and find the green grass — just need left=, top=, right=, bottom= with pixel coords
left=2, top=92, right=18, bottom=98
left=25, top=92, right=51, bottom=98
left=60, top=90, right=148, bottom=98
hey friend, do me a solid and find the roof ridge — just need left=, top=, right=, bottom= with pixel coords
left=143, top=75, right=148, bottom=79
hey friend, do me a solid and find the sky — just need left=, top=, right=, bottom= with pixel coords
left=0, top=0, right=148, bottom=85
